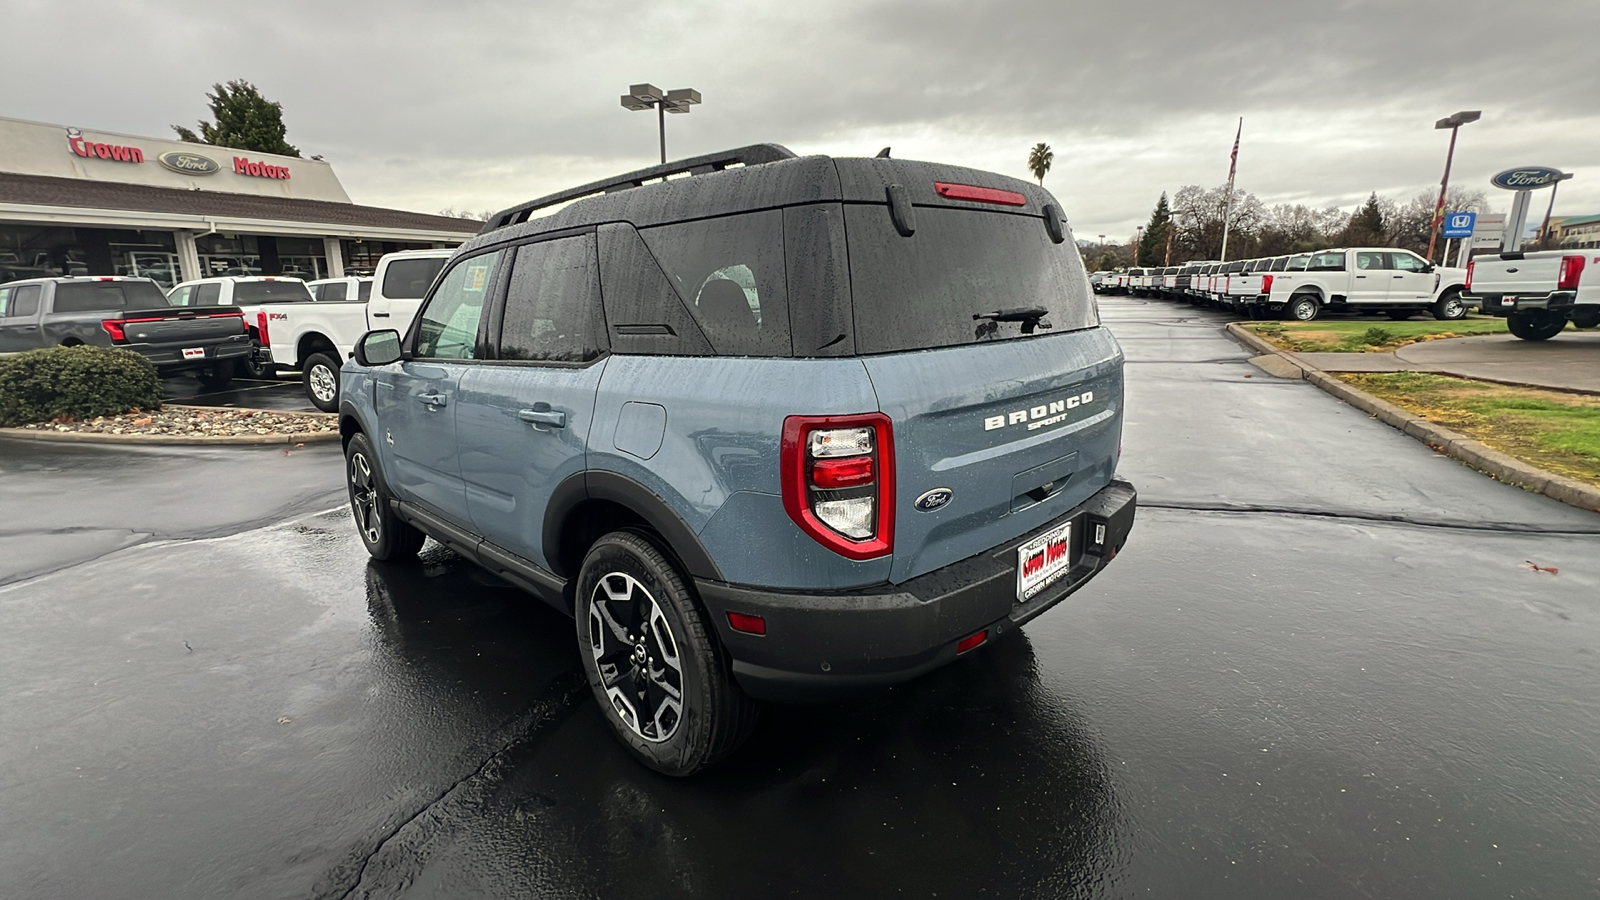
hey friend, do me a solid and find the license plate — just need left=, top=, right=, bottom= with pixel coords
left=1016, top=520, right=1073, bottom=603
left=182, top=347, right=205, bottom=359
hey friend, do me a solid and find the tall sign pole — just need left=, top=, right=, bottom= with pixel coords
left=1219, top=118, right=1241, bottom=263
left=1426, top=111, right=1480, bottom=263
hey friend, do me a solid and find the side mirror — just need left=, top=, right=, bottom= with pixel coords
left=1423, top=263, right=1436, bottom=273
left=354, top=329, right=404, bottom=367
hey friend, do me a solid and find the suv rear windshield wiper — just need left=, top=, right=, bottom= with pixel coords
left=973, top=306, right=1053, bottom=334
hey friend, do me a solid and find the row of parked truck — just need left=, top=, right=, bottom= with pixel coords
left=1093, top=247, right=1472, bottom=322
left=0, top=249, right=451, bottom=409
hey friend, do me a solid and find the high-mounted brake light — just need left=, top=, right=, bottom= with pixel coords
left=257, top=310, right=271, bottom=346
left=1558, top=254, right=1586, bottom=291
left=933, top=182, right=1027, bottom=207
left=1464, top=260, right=1475, bottom=290
left=781, top=413, right=894, bottom=560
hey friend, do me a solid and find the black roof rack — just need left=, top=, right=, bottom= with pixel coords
left=481, top=143, right=799, bottom=234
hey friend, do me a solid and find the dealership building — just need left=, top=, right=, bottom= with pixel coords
left=0, top=115, right=480, bottom=288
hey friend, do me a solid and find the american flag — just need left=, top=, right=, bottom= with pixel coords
left=1227, top=118, right=1242, bottom=183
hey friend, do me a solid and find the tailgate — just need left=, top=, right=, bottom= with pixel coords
left=117, top=306, right=245, bottom=345
left=1470, top=256, right=1564, bottom=296
left=865, top=329, right=1123, bottom=583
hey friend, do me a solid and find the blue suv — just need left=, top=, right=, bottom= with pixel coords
left=338, top=145, right=1136, bottom=775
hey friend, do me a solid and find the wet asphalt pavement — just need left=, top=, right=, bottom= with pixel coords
left=162, top=371, right=318, bottom=412
left=3, top=297, right=1598, bottom=899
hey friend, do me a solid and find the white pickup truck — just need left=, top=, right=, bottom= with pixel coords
left=167, top=276, right=315, bottom=377
left=1259, top=247, right=1469, bottom=322
left=262, top=249, right=453, bottom=410
left=1462, top=250, right=1600, bottom=340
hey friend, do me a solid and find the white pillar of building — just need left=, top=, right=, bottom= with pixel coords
left=175, top=231, right=203, bottom=283
left=322, top=236, right=345, bottom=279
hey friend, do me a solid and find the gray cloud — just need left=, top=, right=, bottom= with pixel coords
left=3, top=0, right=1596, bottom=237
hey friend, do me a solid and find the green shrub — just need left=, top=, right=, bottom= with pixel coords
left=1356, top=326, right=1394, bottom=347
left=0, top=345, right=162, bottom=427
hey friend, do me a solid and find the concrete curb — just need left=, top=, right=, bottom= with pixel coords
left=0, top=405, right=340, bottom=446
left=1225, top=322, right=1600, bottom=514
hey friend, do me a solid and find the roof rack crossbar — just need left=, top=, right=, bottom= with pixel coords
left=482, top=143, right=799, bottom=234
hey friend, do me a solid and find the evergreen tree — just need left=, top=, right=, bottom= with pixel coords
left=1137, top=193, right=1173, bottom=266
left=1343, top=192, right=1386, bottom=245
left=172, top=80, right=301, bottom=157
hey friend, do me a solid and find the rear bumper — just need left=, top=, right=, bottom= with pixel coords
left=1463, top=291, right=1574, bottom=315
left=696, top=479, right=1137, bottom=703
left=139, top=335, right=253, bottom=370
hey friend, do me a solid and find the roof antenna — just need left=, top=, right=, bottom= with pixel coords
left=875, top=147, right=891, bottom=158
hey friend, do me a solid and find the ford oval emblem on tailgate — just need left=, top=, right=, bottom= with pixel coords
left=915, top=488, right=953, bottom=512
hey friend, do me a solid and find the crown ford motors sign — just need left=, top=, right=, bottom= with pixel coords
left=1490, top=166, right=1567, bottom=191
left=157, top=150, right=220, bottom=175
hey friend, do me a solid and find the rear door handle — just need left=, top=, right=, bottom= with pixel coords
left=518, top=407, right=566, bottom=428
left=418, top=392, right=447, bottom=408
left=372, top=312, right=391, bottom=318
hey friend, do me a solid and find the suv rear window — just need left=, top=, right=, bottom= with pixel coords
left=235, top=281, right=313, bottom=303
left=382, top=258, right=449, bottom=300
left=639, top=210, right=791, bottom=357
left=844, top=206, right=1096, bottom=354
left=54, top=281, right=169, bottom=312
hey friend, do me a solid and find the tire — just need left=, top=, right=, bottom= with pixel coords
left=345, top=432, right=425, bottom=561
left=1506, top=310, right=1567, bottom=341
left=1385, top=309, right=1417, bottom=321
left=1431, top=289, right=1468, bottom=321
left=196, top=361, right=233, bottom=390
left=1571, top=309, right=1600, bottom=330
left=1283, top=294, right=1320, bottom=322
left=303, top=351, right=341, bottom=413
left=235, top=341, right=274, bottom=379
left=575, top=530, right=759, bottom=776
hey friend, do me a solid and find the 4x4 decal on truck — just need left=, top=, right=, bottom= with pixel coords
left=984, top=391, right=1095, bottom=432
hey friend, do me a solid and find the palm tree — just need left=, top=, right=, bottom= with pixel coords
left=1027, top=142, right=1054, bottom=186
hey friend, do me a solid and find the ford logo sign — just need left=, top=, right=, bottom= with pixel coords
left=914, top=488, right=953, bottom=512
left=1490, top=166, right=1566, bottom=191
left=158, top=150, right=220, bottom=176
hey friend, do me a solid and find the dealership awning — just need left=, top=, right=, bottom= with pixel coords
left=0, top=171, right=481, bottom=242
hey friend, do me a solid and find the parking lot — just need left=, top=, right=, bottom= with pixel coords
left=4, top=296, right=1598, bottom=899
left=160, top=371, right=317, bottom=413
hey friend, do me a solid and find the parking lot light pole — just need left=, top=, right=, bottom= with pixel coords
left=621, top=84, right=702, bottom=164
left=1426, top=110, right=1481, bottom=263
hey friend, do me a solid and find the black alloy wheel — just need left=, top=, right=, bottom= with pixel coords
left=576, top=531, right=758, bottom=776
left=1506, top=310, right=1568, bottom=341
left=303, top=351, right=341, bottom=413
left=345, top=432, right=425, bottom=561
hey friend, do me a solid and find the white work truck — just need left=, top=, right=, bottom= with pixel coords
left=1462, top=250, right=1600, bottom=340
left=261, top=249, right=453, bottom=410
left=1259, top=247, right=1469, bottom=321
left=167, top=276, right=315, bottom=377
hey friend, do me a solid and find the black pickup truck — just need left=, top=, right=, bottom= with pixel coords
left=0, top=277, right=251, bottom=386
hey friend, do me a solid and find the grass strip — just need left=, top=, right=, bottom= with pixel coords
left=1341, top=372, right=1600, bottom=486
left=1247, top=317, right=1510, bottom=353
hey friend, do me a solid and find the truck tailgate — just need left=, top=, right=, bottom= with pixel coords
left=1469, top=255, right=1564, bottom=296
left=114, top=306, right=246, bottom=344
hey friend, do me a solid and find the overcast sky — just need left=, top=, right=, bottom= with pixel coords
left=4, top=0, right=1597, bottom=239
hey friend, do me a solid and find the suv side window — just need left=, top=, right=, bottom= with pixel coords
left=498, top=236, right=605, bottom=363
left=640, top=210, right=791, bottom=357
left=413, top=250, right=503, bottom=360
left=1390, top=252, right=1429, bottom=272
left=195, top=283, right=221, bottom=305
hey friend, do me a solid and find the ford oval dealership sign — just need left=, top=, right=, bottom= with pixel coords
left=1490, top=166, right=1567, bottom=190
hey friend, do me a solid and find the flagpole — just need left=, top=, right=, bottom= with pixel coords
left=1220, top=117, right=1242, bottom=262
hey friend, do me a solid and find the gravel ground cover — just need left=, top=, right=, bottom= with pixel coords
left=13, top=406, right=337, bottom=438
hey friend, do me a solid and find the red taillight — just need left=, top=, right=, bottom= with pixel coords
left=811, top=456, right=875, bottom=488
left=727, top=612, right=767, bottom=635
left=1465, top=260, right=1475, bottom=290
left=1260, top=274, right=1274, bottom=294
left=257, top=310, right=270, bottom=346
left=95, top=276, right=116, bottom=282
left=933, top=182, right=1027, bottom=207
left=101, top=319, right=127, bottom=342
left=780, top=413, right=895, bottom=560
left=956, top=630, right=988, bottom=654
left=1558, top=255, right=1586, bottom=291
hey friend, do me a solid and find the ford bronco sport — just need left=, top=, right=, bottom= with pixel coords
left=337, top=145, right=1136, bottom=775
